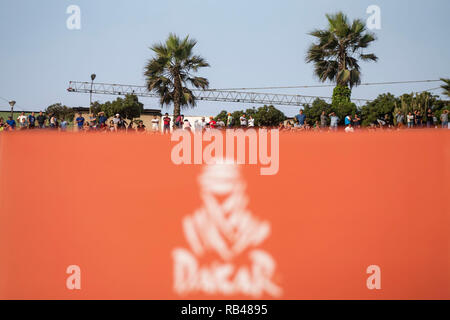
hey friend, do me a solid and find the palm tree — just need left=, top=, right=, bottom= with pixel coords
left=144, top=33, right=210, bottom=121
left=440, top=78, right=450, bottom=97
left=306, top=12, right=378, bottom=88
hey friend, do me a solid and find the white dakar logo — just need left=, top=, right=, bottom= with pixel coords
left=172, top=161, right=282, bottom=297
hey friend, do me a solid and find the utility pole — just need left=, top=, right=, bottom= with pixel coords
left=89, top=74, right=96, bottom=114
left=9, top=100, right=16, bottom=118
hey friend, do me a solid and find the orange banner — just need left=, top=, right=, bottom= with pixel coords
left=0, top=130, right=449, bottom=299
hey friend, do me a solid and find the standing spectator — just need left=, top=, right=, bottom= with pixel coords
left=60, top=118, right=68, bottom=131
left=0, top=117, right=5, bottom=131
left=6, top=116, right=16, bottom=130
left=109, top=120, right=115, bottom=132
left=89, top=113, right=97, bottom=129
left=313, top=120, right=321, bottom=131
left=377, top=117, right=386, bottom=128
left=183, top=119, right=192, bottom=132
left=294, top=109, right=306, bottom=128
left=175, top=114, right=184, bottom=129
left=50, top=115, right=59, bottom=129
left=112, top=114, right=121, bottom=131
left=329, top=112, right=339, bottom=131
left=136, top=120, right=146, bottom=132
left=248, top=116, right=255, bottom=128
left=227, top=113, right=233, bottom=128
left=352, top=113, right=361, bottom=128
left=239, top=114, right=247, bottom=127
left=127, top=120, right=134, bottom=132
left=320, top=111, right=328, bottom=128
left=200, top=117, right=207, bottom=130
left=407, top=112, right=414, bottom=128
left=37, top=111, right=47, bottom=128
left=119, top=117, right=128, bottom=131
left=433, top=113, right=438, bottom=128
left=209, top=117, right=217, bottom=129
left=396, top=111, right=404, bottom=128
left=440, top=110, right=448, bottom=129
left=17, top=112, right=28, bottom=129
left=194, top=120, right=202, bottom=132
left=28, top=112, right=36, bottom=129
left=151, top=116, right=159, bottom=132
left=76, top=113, right=85, bottom=131
left=98, top=112, right=108, bottom=129
left=162, top=113, right=171, bottom=134
left=83, top=120, right=90, bottom=131
left=415, top=110, right=422, bottom=127
left=426, top=108, right=433, bottom=128
left=49, top=115, right=57, bottom=129
left=344, top=115, right=352, bottom=127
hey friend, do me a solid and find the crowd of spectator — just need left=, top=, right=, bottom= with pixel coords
left=283, top=108, right=450, bottom=133
left=1, top=109, right=449, bottom=133
left=0, top=111, right=70, bottom=131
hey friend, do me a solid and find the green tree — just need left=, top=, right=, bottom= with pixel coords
left=440, top=78, right=450, bottom=97
left=397, top=91, right=448, bottom=123
left=144, top=33, right=210, bottom=121
left=361, top=93, right=398, bottom=126
left=330, top=85, right=357, bottom=124
left=91, top=101, right=105, bottom=116
left=215, top=106, right=285, bottom=127
left=303, top=98, right=332, bottom=125
left=214, top=110, right=229, bottom=124
left=99, top=95, right=144, bottom=122
left=306, top=12, right=378, bottom=88
left=45, top=103, right=75, bottom=122
left=252, top=105, right=286, bottom=126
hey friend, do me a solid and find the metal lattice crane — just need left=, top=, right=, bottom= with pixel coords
left=67, top=81, right=371, bottom=108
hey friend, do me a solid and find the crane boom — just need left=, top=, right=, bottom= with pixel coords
left=67, top=81, right=371, bottom=107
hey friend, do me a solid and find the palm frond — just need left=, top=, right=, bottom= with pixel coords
left=306, top=11, right=378, bottom=87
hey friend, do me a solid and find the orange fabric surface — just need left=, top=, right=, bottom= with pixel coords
left=0, top=130, right=449, bottom=299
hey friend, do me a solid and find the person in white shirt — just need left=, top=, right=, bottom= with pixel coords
left=151, top=116, right=159, bottom=132
left=112, top=114, right=120, bottom=131
left=183, top=119, right=191, bottom=132
left=248, top=116, right=255, bottom=127
left=240, top=114, right=247, bottom=127
left=344, top=124, right=354, bottom=133
left=407, top=112, right=414, bottom=129
left=200, top=117, right=207, bottom=130
left=194, top=120, right=202, bottom=132
left=17, top=112, right=28, bottom=129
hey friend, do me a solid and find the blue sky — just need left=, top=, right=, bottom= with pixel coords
left=0, top=0, right=449, bottom=116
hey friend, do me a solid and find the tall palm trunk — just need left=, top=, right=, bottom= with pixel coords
left=337, top=45, right=347, bottom=87
left=173, top=71, right=182, bottom=124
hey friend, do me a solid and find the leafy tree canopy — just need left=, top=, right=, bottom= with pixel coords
left=303, top=98, right=332, bottom=125
left=45, top=103, right=75, bottom=121
left=440, top=78, right=450, bottom=97
left=92, top=94, right=144, bottom=121
left=306, top=12, right=378, bottom=88
left=361, top=93, right=398, bottom=126
left=144, top=33, right=209, bottom=120
left=215, top=105, right=286, bottom=127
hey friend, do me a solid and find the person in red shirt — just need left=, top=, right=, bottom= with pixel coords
left=163, top=113, right=171, bottom=134
left=209, top=116, right=217, bottom=129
